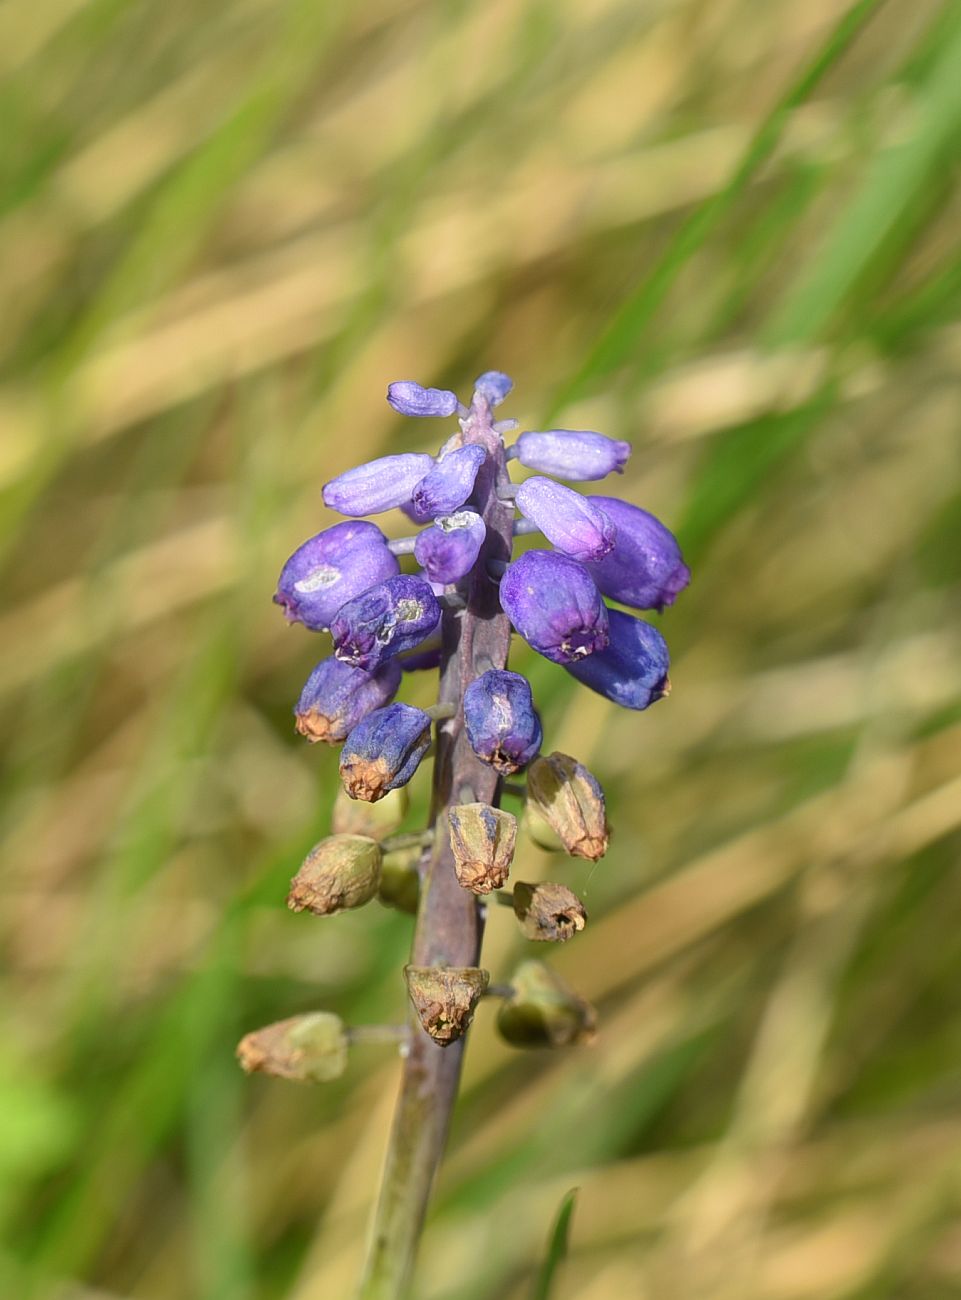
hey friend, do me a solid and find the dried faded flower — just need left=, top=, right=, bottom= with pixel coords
left=237, top=1012, right=349, bottom=1083
left=404, top=965, right=489, bottom=1045
left=448, top=803, right=517, bottom=894
left=512, top=881, right=587, bottom=942
left=526, top=751, right=609, bottom=860
left=287, top=834, right=381, bottom=915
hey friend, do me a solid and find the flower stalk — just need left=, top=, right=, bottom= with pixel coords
left=245, top=368, right=690, bottom=1300
left=358, top=392, right=514, bottom=1299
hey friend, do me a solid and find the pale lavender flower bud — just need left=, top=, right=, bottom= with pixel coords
left=409, top=445, right=486, bottom=522
left=339, top=702, right=433, bottom=802
left=499, top=550, right=609, bottom=664
left=387, top=381, right=459, bottom=418
left=512, top=429, right=630, bottom=480
left=294, top=656, right=402, bottom=743
left=515, top=477, right=616, bottom=562
left=331, top=575, right=440, bottom=671
left=274, top=521, right=399, bottom=630
left=323, top=453, right=434, bottom=517
left=463, top=669, right=542, bottom=773
left=564, top=608, right=670, bottom=710
left=583, top=496, right=690, bottom=610
left=413, top=510, right=486, bottom=584
left=473, top=370, right=513, bottom=406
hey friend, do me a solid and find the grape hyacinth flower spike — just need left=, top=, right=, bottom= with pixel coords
left=249, top=366, right=690, bottom=1299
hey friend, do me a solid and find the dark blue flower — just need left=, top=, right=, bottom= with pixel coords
left=294, top=656, right=402, bottom=743
left=413, top=510, right=486, bottom=584
left=331, top=575, right=441, bottom=672
left=273, top=521, right=399, bottom=630
left=511, top=429, right=630, bottom=480
left=409, top=445, right=486, bottom=522
left=464, top=669, right=542, bottom=773
left=583, top=496, right=690, bottom=611
left=323, top=453, right=434, bottom=517
left=515, top=477, right=616, bottom=562
left=564, top=608, right=669, bottom=710
left=499, top=550, right=609, bottom=664
left=340, top=703, right=433, bottom=801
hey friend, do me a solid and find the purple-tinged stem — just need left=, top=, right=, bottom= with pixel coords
left=358, top=396, right=514, bottom=1300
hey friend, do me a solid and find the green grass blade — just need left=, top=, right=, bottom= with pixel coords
left=548, top=0, right=890, bottom=415
left=532, top=1188, right=578, bottom=1300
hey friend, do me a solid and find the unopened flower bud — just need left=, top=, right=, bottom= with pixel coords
left=387, top=381, right=460, bottom=418
left=515, top=477, right=616, bottom=562
left=237, top=1012, right=348, bottom=1083
left=496, top=961, right=596, bottom=1048
left=378, top=844, right=421, bottom=915
left=274, top=521, right=399, bottom=630
left=287, top=835, right=382, bottom=915
left=448, top=803, right=517, bottom=894
left=413, top=510, right=486, bottom=584
left=323, top=453, right=435, bottom=517
left=526, top=752, right=609, bottom=860
left=331, top=575, right=440, bottom=671
left=331, top=783, right=408, bottom=838
left=339, top=703, right=432, bottom=802
left=565, top=608, right=670, bottom=711
left=583, top=496, right=690, bottom=610
left=409, top=445, right=486, bottom=522
left=463, top=669, right=541, bottom=774
left=405, top=965, right=490, bottom=1045
left=512, top=881, right=587, bottom=942
left=512, top=429, right=630, bottom=480
left=473, top=370, right=513, bottom=406
left=294, top=657, right=402, bottom=743
left=500, top=551, right=609, bottom=664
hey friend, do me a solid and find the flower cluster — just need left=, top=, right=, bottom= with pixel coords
left=245, top=370, right=688, bottom=1074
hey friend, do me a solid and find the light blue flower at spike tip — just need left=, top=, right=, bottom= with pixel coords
left=274, top=373, right=690, bottom=796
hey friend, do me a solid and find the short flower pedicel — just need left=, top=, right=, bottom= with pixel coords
left=245, top=368, right=690, bottom=1298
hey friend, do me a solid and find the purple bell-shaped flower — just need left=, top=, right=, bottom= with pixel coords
left=323, top=453, right=435, bottom=517
left=331, top=575, right=441, bottom=672
left=339, top=702, right=433, bottom=801
left=387, top=381, right=460, bottom=418
left=511, top=429, right=630, bottom=480
left=583, top=496, right=690, bottom=611
left=273, top=521, right=400, bottom=631
left=564, top=608, right=670, bottom=710
left=409, top=445, right=486, bottom=522
left=463, top=669, right=542, bottom=773
left=473, top=371, right=513, bottom=406
left=515, top=477, right=616, bottom=562
left=499, top=550, right=609, bottom=665
left=294, top=656, right=402, bottom=743
left=413, top=510, right=487, bottom=584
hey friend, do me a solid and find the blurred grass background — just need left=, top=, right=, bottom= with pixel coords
left=2, top=0, right=960, bottom=1296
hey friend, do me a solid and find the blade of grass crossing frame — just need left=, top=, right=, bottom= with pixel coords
left=767, top=8, right=961, bottom=344
left=532, top=1188, right=578, bottom=1300
left=548, top=0, right=891, bottom=416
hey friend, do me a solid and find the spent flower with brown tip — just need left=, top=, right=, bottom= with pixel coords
left=526, top=751, right=609, bottom=861
left=404, top=966, right=490, bottom=1046
left=448, top=803, right=517, bottom=894
left=287, top=835, right=382, bottom=915
left=237, top=1012, right=349, bottom=1083
left=512, top=881, right=587, bottom=942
